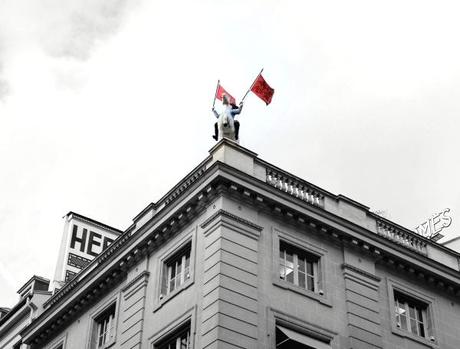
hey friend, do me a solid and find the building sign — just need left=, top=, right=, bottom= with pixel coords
left=52, top=212, right=122, bottom=290
left=415, top=208, right=452, bottom=241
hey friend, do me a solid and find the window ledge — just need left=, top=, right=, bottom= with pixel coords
left=273, top=279, right=332, bottom=307
left=391, top=327, right=438, bottom=348
left=153, top=279, right=194, bottom=313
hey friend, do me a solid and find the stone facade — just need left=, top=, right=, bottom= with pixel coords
left=7, top=139, right=460, bottom=349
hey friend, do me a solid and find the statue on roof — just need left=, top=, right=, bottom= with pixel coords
left=212, top=94, right=243, bottom=142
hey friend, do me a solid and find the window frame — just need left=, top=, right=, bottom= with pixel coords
left=87, top=295, right=120, bottom=349
left=279, top=240, right=320, bottom=293
left=272, top=229, right=331, bottom=306
left=154, top=229, right=196, bottom=311
left=149, top=308, right=195, bottom=349
left=161, top=243, right=192, bottom=297
left=268, top=308, right=335, bottom=348
left=155, top=323, right=192, bottom=349
left=387, top=279, right=438, bottom=346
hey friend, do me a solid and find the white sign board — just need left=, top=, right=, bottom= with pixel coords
left=52, top=212, right=122, bottom=290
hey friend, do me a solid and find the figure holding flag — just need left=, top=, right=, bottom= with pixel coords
left=210, top=70, right=274, bottom=142
left=212, top=82, right=243, bottom=141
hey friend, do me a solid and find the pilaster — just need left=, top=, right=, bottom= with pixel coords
left=342, top=248, right=383, bottom=349
left=200, top=210, right=262, bottom=349
left=119, top=271, right=149, bottom=349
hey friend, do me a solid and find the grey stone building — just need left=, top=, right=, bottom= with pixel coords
left=6, top=139, right=460, bottom=348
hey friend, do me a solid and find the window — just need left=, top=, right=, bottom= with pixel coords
left=160, top=243, right=191, bottom=298
left=156, top=324, right=191, bottom=349
left=394, top=291, right=432, bottom=339
left=91, top=303, right=116, bottom=349
left=279, top=241, right=320, bottom=293
left=276, top=326, right=330, bottom=349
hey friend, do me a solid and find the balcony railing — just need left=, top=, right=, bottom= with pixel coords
left=376, top=220, right=427, bottom=255
left=265, top=167, right=324, bottom=208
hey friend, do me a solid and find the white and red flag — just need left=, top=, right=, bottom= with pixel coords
left=215, top=83, right=236, bottom=105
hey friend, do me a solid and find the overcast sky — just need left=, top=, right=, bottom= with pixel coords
left=1, top=0, right=459, bottom=307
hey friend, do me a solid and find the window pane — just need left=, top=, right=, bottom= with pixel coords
left=410, top=317, right=418, bottom=334
left=418, top=321, right=425, bottom=338
left=409, top=305, right=416, bottom=320
left=307, top=275, right=315, bottom=291
left=298, top=258, right=305, bottom=273
left=161, top=264, right=168, bottom=296
left=177, top=261, right=182, bottom=276
left=306, top=261, right=314, bottom=275
left=285, top=266, right=294, bottom=283
left=279, top=264, right=286, bottom=279
left=298, top=271, right=306, bottom=289
left=286, top=251, right=293, bottom=264
left=400, top=314, right=408, bottom=330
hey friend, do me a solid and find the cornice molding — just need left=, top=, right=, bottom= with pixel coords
left=200, top=209, right=263, bottom=240
left=342, top=263, right=382, bottom=283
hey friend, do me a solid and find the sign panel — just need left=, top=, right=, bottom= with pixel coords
left=415, top=208, right=452, bottom=241
left=52, top=212, right=122, bottom=291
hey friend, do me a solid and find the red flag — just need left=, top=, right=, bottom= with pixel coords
left=251, top=74, right=274, bottom=105
left=215, top=83, right=236, bottom=105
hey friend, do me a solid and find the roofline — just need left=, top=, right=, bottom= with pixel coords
left=0, top=296, right=29, bottom=327
left=21, top=161, right=460, bottom=345
left=17, top=275, right=50, bottom=295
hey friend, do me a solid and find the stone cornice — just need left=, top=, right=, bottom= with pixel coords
left=342, top=263, right=382, bottom=283
left=201, top=209, right=263, bottom=232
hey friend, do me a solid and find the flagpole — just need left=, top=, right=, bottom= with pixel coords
left=212, top=79, right=220, bottom=109
left=241, top=68, right=264, bottom=103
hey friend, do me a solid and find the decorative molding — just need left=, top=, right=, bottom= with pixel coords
left=269, top=307, right=337, bottom=344
left=201, top=209, right=263, bottom=231
left=164, top=164, right=207, bottom=206
left=200, top=209, right=263, bottom=240
left=342, top=263, right=382, bottom=283
left=122, top=271, right=149, bottom=300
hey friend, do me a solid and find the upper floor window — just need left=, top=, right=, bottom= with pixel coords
left=279, top=241, right=320, bottom=293
left=160, top=242, right=191, bottom=298
left=394, top=291, right=432, bottom=339
left=156, top=324, right=191, bottom=349
left=91, top=303, right=116, bottom=349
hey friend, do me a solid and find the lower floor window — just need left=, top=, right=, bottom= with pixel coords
left=276, top=325, right=330, bottom=349
left=157, top=324, right=191, bottom=349
left=394, top=291, right=432, bottom=339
